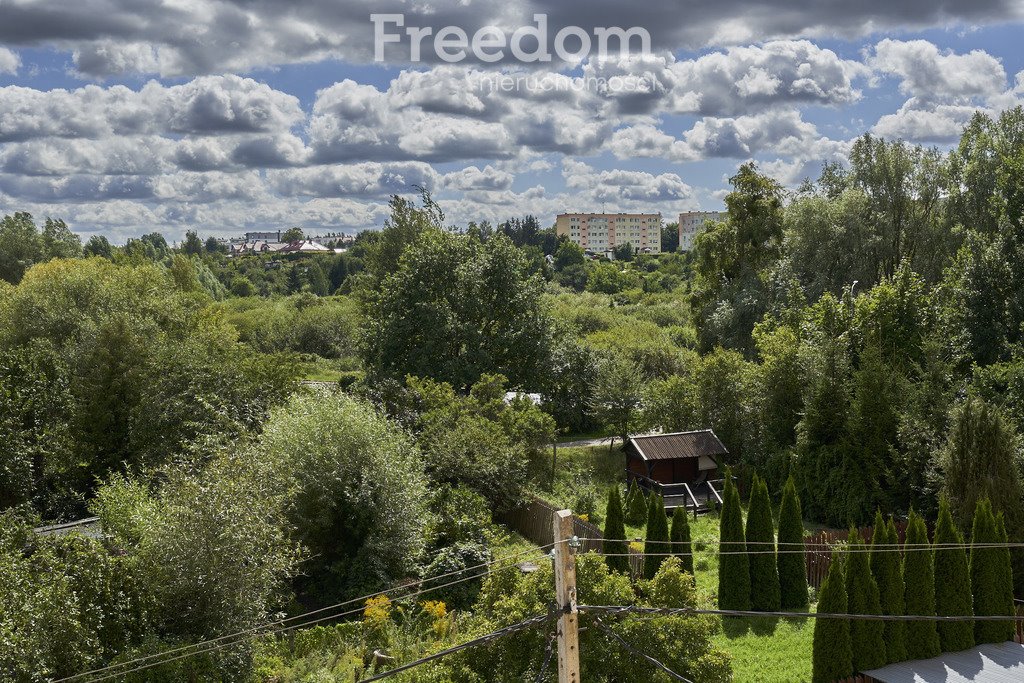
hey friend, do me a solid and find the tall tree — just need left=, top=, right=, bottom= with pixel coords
left=746, top=475, right=781, bottom=611
left=777, top=476, right=808, bottom=609
left=845, top=529, right=886, bottom=671
left=670, top=506, right=694, bottom=575
left=970, top=499, right=1015, bottom=644
left=934, top=497, right=975, bottom=652
left=812, top=553, right=852, bottom=683
left=182, top=230, right=203, bottom=255
left=718, top=472, right=750, bottom=610
left=603, top=487, right=629, bottom=574
left=870, top=515, right=907, bottom=663
left=643, top=494, right=670, bottom=580
left=588, top=353, right=646, bottom=443
left=903, top=510, right=941, bottom=660
left=626, top=480, right=648, bottom=527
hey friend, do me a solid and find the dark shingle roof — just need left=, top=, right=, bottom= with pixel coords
left=627, top=430, right=728, bottom=461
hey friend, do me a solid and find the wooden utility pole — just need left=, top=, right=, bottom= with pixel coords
left=553, top=509, right=581, bottom=683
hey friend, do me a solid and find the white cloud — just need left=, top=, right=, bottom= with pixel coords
left=0, top=47, right=19, bottom=74
left=869, top=39, right=1006, bottom=100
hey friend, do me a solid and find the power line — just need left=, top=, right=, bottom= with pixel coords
left=592, top=616, right=695, bottom=683
left=534, top=631, right=556, bottom=683
left=578, top=604, right=1023, bottom=623
left=586, top=537, right=1024, bottom=549
left=60, top=547, right=554, bottom=683
left=358, top=613, right=551, bottom=682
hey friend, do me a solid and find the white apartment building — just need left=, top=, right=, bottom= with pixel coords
left=678, top=211, right=725, bottom=251
left=555, top=213, right=662, bottom=254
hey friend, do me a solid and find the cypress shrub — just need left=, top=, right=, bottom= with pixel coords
left=870, top=516, right=907, bottom=663
left=812, top=552, right=852, bottom=683
left=846, top=529, right=886, bottom=671
left=670, top=506, right=694, bottom=575
left=778, top=475, right=808, bottom=609
left=903, top=510, right=940, bottom=660
left=970, top=499, right=1015, bottom=644
left=934, top=496, right=974, bottom=652
left=718, top=471, right=751, bottom=610
left=746, top=475, right=781, bottom=611
left=603, top=486, right=629, bottom=574
left=644, top=494, right=670, bottom=580
left=626, top=481, right=648, bottom=527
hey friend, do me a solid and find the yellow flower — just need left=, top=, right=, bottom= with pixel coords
left=363, top=595, right=392, bottom=626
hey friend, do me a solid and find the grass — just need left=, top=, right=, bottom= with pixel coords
left=530, top=443, right=816, bottom=682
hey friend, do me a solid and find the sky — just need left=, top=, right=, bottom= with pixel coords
left=1, top=1, right=1024, bottom=242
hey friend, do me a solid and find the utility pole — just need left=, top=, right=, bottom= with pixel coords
left=553, top=509, right=581, bottom=683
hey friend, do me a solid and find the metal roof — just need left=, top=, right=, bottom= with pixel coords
left=863, top=642, right=1024, bottom=683
left=34, top=517, right=103, bottom=539
left=626, top=430, right=728, bottom=461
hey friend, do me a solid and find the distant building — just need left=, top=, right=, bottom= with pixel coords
left=678, top=211, right=724, bottom=251
left=245, top=231, right=281, bottom=242
left=555, top=213, right=662, bottom=254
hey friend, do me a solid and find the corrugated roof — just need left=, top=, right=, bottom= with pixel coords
left=627, top=430, right=728, bottom=461
left=863, top=642, right=1024, bottom=683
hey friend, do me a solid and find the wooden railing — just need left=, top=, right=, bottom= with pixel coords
left=705, top=480, right=723, bottom=508
left=680, top=482, right=698, bottom=518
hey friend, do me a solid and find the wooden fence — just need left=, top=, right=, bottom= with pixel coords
left=805, top=520, right=909, bottom=590
left=496, top=497, right=603, bottom=554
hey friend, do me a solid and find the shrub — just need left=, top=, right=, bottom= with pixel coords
left=903, top=510, right=940, bottom=660
left=644, top=494, right=670, bottom=580
left=603, top=486, right=630, bottom=574
left=870, top=514, right=907, bottom=663
left=670, top=506, right=694, bottom=575
left=934, top=497, right=974, bottom=652
left=718, top=471, right=750, bottom=610
left=845, top=529, right=886, bottom=671
left=777, top=475, right=808, bottom=609
left=626, top=481, right=649, bottom=526
left=746, top=475, right=780, bottom=611
left=812, top=553, right=852, bottom=683
left=970, top=499, right=1014, bottom=644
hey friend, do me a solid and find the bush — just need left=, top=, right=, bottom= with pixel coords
left=421, top=542, right=491, bottom=610
left=812, top=553, right=852, bottom=683
left=845, top=529, right=886, bottom=671
left=603, top=487, right=630, bottom=574
left=670, top=506, right=694, bottom=575
left=626, top=481, right=648, bottom=526
left=870, top=514, right=907, bottom=663
left=718, top=472, right=750, bottom=610
left=934, top=497, right=975, bottom=652
left=970, top=498, right=1015, bottom=644
left=777, top=475, right=808, bottom=609
left=746, top=475, right=780, bottom=611
left=903, top=510, right=941, bottom=659
left=643, top=494, right=670, bottom=580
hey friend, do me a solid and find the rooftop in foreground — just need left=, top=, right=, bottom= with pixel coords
left=863, top=642, right=1024, bottom=683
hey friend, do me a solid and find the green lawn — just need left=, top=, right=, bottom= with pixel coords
left=534, top=443, right=816, bottom=682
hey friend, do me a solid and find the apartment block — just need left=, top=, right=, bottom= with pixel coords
left=678, top=211, right=725, bottom=251
left=555, top=213, right=662, bottom=254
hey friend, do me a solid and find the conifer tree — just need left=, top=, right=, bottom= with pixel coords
left=644, top=493, right=670, bottom=580
left=934, top=497, right=974, bottom=652
left=626, top=481, right=648, bottom=526
left=746, top=475, right=781, bottom=610
left=777, top=475, right=807, bottom=609
left=718, top=471, right=751, bottom=610
left=871, top=516, right=907, bottom=663
left=603, top=486, right=629, bottom=574
left=846, top=529, right=886, bottom=671
left=670, top=506, right=694, bottom=575
left=970, top=498, right=1015, bottom=644
left=812, top=552, right=852, bottom=683
left=903, top=510, right=941, bottom=660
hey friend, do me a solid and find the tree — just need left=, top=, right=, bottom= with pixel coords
left=746, top=475, right=780, bottom=611
left=670, top=506, right=694, bottom=575
left=870, top=514, right=907, bottom=663
left=903, top=510, right=941, bottom=660
left=661, top=221, right=679, bottom=253
left=588, top=353, right=645, bottom=443
left=281, top=227, right=305, bottom=243
left=777, top=475, right=808, bottom=609
left=718, top=472, right=750, bottom=610
left=970, top=499, right=1015, bottom=644
left=934, top=497, right=975, bottom=652
left=845, top=529, right=886, bottom=671
left=603, top=487, right=629, bottom=573
left=626, top=480, right=648, bottom=527
left=644, top=494, right=670, bottom=580
left=363, top=229, right=554, bottom=391
left=306, top=260, right=330, bottom=296
left=0, top=212, right=44, bottom=283
left=83, top=235, right=113, bottom=259
left=204, top=236, right=222, bottom=253
left=230, top=277, right=256, bottom=297
left=812, top=553, right=852, bottom=683
left=182, top=230, right=203, bottom=255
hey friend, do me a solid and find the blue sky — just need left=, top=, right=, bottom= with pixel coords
left=1, top=1, right=1023, bottom=241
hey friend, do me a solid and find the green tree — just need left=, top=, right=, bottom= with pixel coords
left=588, top=353, right=646, bottom=443
left=670, top=506, right=694, bottom=575
left=644, top=494, right=670, bottom=580
left=934, top=497, right=975, bottom=652
left=230, top=276, right=256, bottom=297
left=718, top=472, right=750, bottom=610
left=812, top=553, right=852, bottom=683
left=41, top=218, right=81, bottom=260
left=846, top=529, right=886, bottom=671
left=903, top=510, right=941, bottom=660
left=870, top=514, right=907, bottom=663
left=0, top=212, right=44, bottom=284
left=970, top=499, right=1015, bottom=644
left=746, top=475, right=780, bottom=610
left=603, top=487, right=629, bottom=574
left=182, top=229, right=203, bottom=255
left=83, top=235, right=114, bottom=259
left=306, top=260, right=330, bottom=296
left=777, top=475, right=808, bottom=609
left=626, top=480, right=648, bottom=526
left=281, top=227, right=305, bottom=243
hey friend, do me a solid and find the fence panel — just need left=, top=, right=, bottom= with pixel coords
left=804, top=520, right=909, bottom=590
left=495, top=497, right=603, bottom=554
